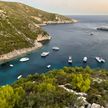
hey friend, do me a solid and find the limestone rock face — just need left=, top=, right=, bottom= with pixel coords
left=91, top=103, right=104, bottom=108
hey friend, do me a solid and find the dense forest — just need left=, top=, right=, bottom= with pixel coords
left=0, top=66, right=108, bottom=108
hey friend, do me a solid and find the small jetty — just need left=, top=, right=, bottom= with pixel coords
left=95, top=57, right=105, bottom=63
left=68, top=56, right=72, bottom=64
left=20, top=57, right=29, bottom=62
left=10, top=64, right=14, bottom=67
left=17, top=75, right=22, bottom=80
left=47, top=65, right=51, bottom=68
left=52, top=47, right=60, bottom=51
left=41, top=52, right=49, bottom=57
left=83, top=57, right=87, bottom=63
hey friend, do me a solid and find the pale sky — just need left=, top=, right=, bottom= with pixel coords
left=1, top=0, right=108, bottom=15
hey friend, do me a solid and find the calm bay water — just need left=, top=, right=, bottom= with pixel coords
left=1, top=15, right=108, bottom=85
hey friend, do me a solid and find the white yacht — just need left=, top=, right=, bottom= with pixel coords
left=95, top=57, right=105, bottom=63
left=20, top=57, right=29, bottom=62
left=41, top=52, right=49, bottom=57
left=47, top=65, right=51, bottom=68
left=83, top=57, right=87, bottom=63
left=52, top=47, right=60, bottom=51
left=10, top=64, right=14, bottom=67
left=17, top=75, right=22, bottom=80
left=68, top=56, right=72, bottom=64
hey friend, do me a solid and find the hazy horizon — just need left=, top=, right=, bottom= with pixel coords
left=1, top=0, right=108, bottom=15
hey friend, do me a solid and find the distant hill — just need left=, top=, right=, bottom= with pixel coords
left=0, top=1, right=75, bottom=55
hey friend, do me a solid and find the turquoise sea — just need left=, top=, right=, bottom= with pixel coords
left=0, top=15, right=108, bottom=85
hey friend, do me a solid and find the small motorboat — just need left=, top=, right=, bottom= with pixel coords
left=20, top=57, right=29, bottom=62
left=47, top=65, right=51, bottom=68
left=83, top=57, right=87, bottom=63
left=10, top=64, right=14, bottom=67
left=95, top=57, right=105, bottom=63
left=17, top=75, right=22, bottom=80
left=41, top=52, right=49, bottom=57
left=52, top=47, right=60, bottom=51
left=68, top=56, right=72, bottom=64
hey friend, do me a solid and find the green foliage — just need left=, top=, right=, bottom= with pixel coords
left=0, top=85, right=25, bottom=108
left=0, top=66, right=108, bottom=107
left=70, top=73, right=91, bottom=92
left=36, top=82, right=56, bottom=92
left=0, top=85, right=14, bottom=108
left=87, top=80, right=108, bottom=106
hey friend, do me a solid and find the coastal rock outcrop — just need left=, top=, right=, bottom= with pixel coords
left=97, top=26, right=108, bottom=31
left=91, top=103, right=104, bottom=108
left=37, top=34, right=51, bottom=42
left=59, top=85, right=105, bottom=108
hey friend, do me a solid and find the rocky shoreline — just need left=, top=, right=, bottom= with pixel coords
left=0, top=35, right=51, bottom=64
left=44, top=19, right=78, bottom=24
left=39, top=19, right=78, bottom=26
left=37, top=34, right=52, bottom=42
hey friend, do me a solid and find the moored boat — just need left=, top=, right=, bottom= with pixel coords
left=17, top=75, right=22, bottom=80
left=52, top=47, right=60, bottom=51
left=41, top=52, right=49, bottom=57
left=83, top=57, right=87, bottom=63
left=47, top=65, right=51, bottom=68
left=10, top=64, right=14, bottom=67
left=68, top=56, right=72, bottom=64
left=20, top=57, right=29, bottom=62
left=95, top=57, right=105, bottom=63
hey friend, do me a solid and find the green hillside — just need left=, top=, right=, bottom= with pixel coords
left=0, top=1, right=73, bottom=55
left=0, top=66, right=108, bottom=108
